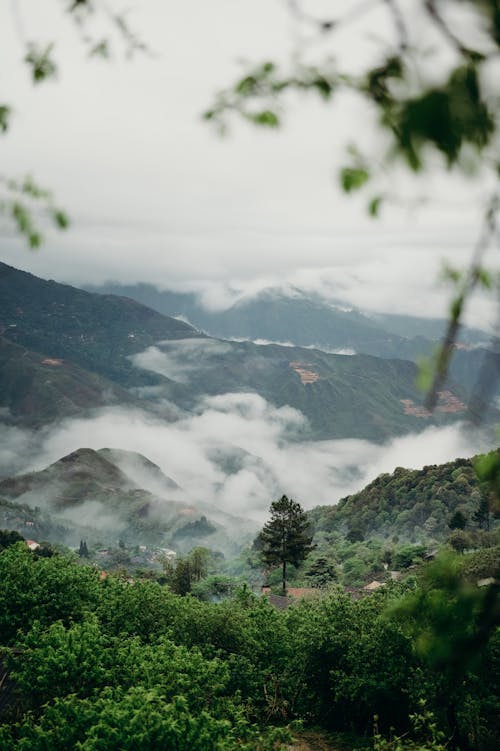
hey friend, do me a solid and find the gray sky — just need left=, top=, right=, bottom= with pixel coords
left=1, top=0, right=497, bottom=325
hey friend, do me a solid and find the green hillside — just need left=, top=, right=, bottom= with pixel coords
left=0, top=263, right=478, bottom=440
left=139, top=337, right=470, bottom=440
left=262, top=453, right=500, bottom=590
left=308, top=454, right=496, bottom=543
left=0, top=338, right=137, bottom=426
left=0, top=262, right=198, bottom=387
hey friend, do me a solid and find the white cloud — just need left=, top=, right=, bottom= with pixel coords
left=131, top=338, right=233, bottom=382
left=1, top=397, right=491, bottom=525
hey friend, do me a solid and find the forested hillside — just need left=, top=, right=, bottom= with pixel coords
left=0, top=338, right=138, bottom=426
left=0, top=262, right=198, bottom=388
left=309, top=455, right=493, bottom=543
left=0, top=544, right=497, bottom=750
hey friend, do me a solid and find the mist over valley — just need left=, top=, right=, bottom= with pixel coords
left=0, top=261, right=496, bottom=555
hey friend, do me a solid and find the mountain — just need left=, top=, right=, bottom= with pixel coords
left=0, top=337, right=138, bottom=427
left=370, top=311, right=489, bottom=345
left=97, top=448, right=181, bottom=496
left=0, top=262, right=199, bottom=388
left=84, top=282, right=489, bottom=359
left=137, top=337, right=471, bottom=440
left=0, top=448, right=252, bottom=550
left=308, top=453, right=496, bottom=544
left=290, top=452, right=500, bottom=589
left=84, top=280, right=498, bottom=411
left=0, top=262, right=479, bottom=440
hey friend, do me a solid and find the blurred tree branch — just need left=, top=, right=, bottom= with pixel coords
left=205, top=0, right=500, bottom=420
left=1, top=0, right=148, bottom=248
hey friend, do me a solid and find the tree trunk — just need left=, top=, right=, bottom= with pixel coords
left=282, top=559, right=286, bottom=595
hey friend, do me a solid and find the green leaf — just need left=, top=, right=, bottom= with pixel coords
left=366, top=56, right=403, bottom=104
left=235, top=76, right=258, bottom=96
left=450, top=295, right=464, bottom=323
left=312, top=77, right=332, bottom=100
left=368, top=195, right=383, bottom=217
left=52, top=209, right=70, bottom=229
left=21, top=175, right=52, bottom=200
left=474, top=451, right=500, bottom=485
left=11, top=202, right=32, bottom=234
left=89, top=40, right=110, bottom=59
left=475, top=267, right=492, bottom=289
left=0, top=105, right=11, bottom=133
left=393, top=63, right=494, bottom=170
left=416, top=357, right=434, bottom=392
left=28, top=232, right=43, bottom=248
left=24, top=43, right=58, bottom=84
left=340, top=167, right=370, bottom=193
left=10, top=201, right=44, bottom=249
left=440, top=263, right=462, bottom=285
left=246, top=110, right=280, bottom=127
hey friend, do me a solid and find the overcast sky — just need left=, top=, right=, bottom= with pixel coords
left=0, top=0, right=497, bottom=324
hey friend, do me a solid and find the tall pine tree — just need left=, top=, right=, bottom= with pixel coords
left=258, top=495, right=314, bottom=595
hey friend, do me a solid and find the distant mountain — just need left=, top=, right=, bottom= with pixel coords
left=137, top=337, right=471, bottom=440
left=308, top=453, right=497, bottom=544
left=0, top=448, right=249, bottom=550
left=370, top=311, right=489, bottom=345
left=0, top=262, right=481, bottom=440
left=84, top=282, right=489, bottom=359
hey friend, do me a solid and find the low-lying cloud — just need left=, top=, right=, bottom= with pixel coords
left=0, top=394, right=492, bottom=527
left=131, top=338, right=232, bottom=383
left=235, top=338, right=356, bottom=356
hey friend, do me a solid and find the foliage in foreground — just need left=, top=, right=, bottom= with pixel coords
left=0, top=544, right=497, bottom=750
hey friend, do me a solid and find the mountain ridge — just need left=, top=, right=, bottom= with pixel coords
left=0, top=447, right=251, bottom=550
left=0, top=261, right=483, bottom=441
left=83, top=280, right=489, bottom=358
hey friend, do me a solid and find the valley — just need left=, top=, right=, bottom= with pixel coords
left=0, top=262, right=498, bottom=751
left=2, top=4, right=499, bottom=746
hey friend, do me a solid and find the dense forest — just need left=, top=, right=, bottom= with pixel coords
left=0, top=541, right=498, bottom=751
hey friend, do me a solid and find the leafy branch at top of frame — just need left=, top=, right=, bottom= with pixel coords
left=204, top=1, right=500, bottom=215
left=204, top=0, right=500, bottom=424
left=3, top=1, right=149, bottom=249
left=204, top=53, right=498, bottom=203
left=18, top=1, right=151, bottom=79
left=0, top=175, right=70, bottom=249
left=203, top=59, right=345, bottom=133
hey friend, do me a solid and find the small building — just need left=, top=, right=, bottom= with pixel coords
left=363, top=580, right=384, bottom=591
